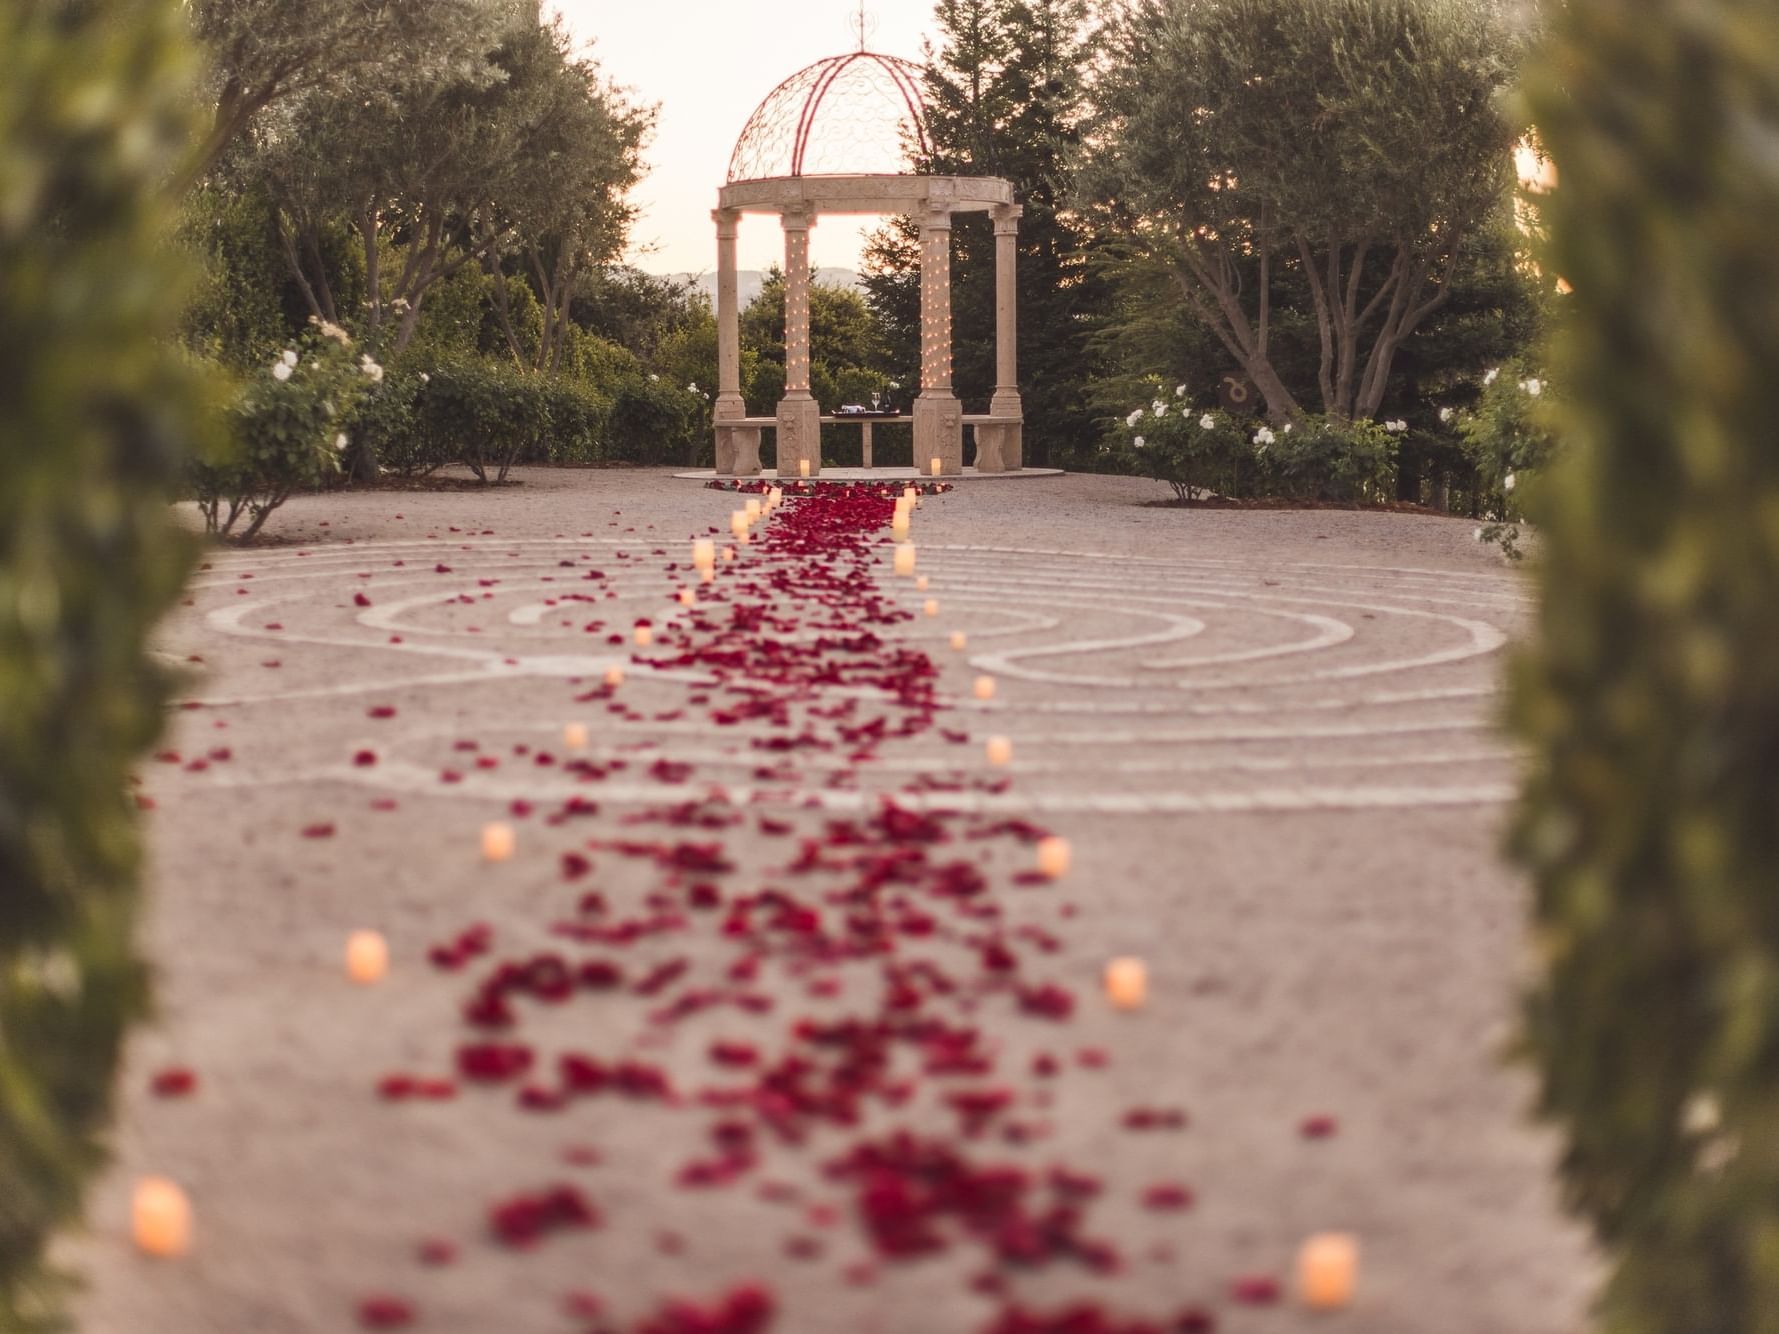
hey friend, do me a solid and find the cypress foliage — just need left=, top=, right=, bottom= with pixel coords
left=0, top=0, right=213, bottom=1324
left=1512, top=0, right=1779, bottom=1329
left=861, top=0, right=1107, bottom=467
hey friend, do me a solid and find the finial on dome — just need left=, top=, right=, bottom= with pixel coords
left=850, top=2, right=878, bottom=52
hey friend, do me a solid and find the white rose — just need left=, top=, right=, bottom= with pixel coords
left=419, top=371, right=430, bottom=383
left=1175, top=383, right=1188, bottom=397
left=649, top=373, right=659, bottom=382
left=1522, top=378, right=1543, bottom=397
left=271, top=361, right=292, bottom=381
left=1126, top=409, right=1143, bottom=428
left=1504, top=472, right=1517, bottom=492
left=1282, top=422, right=1293, bottom=433
left=334, top=432, right=348, bottom=452
left=1439, top=406, right=1454, bottom=423
left=1253, top=426, right=1275, bottom=446
left=281, top=349, right=297, bottom=367
left=687, top=382, right=699, bottom=393
left=1132, top=436, right=1145, bottom=449
left=1198, top=413, right=1215, bottom=430
left=1483, top=367, right=1499, bottom=385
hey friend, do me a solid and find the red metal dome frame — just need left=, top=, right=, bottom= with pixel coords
left=727, top=50, right=932, bottom=183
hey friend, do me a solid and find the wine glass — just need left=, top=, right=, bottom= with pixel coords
left=870, top=390, right=881, bottom=413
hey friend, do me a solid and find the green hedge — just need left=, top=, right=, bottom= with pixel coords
left=0, top=0, right=212, bottom=1325
left=1112, top=396, right=1396, bottom=505
left=1511, top=0, right=1779, bottom=1329
left=407, top=357, right=612, bottom=482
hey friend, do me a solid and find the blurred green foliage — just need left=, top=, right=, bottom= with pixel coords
left=1512, top=0, right=1779, bottom=1329
left=0, top=0, right=215, bottom=1325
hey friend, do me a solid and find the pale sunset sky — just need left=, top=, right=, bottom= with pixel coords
left=550, top=0, right=941, bottom=276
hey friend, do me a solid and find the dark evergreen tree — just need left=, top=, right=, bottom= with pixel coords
left=860, top=0, right=1106, bottom=468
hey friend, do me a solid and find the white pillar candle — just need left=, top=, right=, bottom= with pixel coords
left=949, top=631, right=967, bottom=651
left=903, top=486, right=918, bottom=506
left=700, top=568, right=715, bottom=585
left=346, top=930, right=388, bottom=984
left=723, top=546, right=737, bottom=563
left=744, top=497, right=762, bottom=522
left=798, top=458, right=810, bottom=478
left=564, top=722, right=588, bottom=750
left=633, top=624, right=653, bottom=648
left=930, top=457, right=943, bottom=477
left=132, top=1177, right=191, bottom=1258
left=1298, top=1233, right=1359, bottom=1310
left=893, top=544, right=916, bottom=577
left=769, top=486, right=784, bottom=508
left=1036, top=834, right=1070, bottom=878
left=482, top=822, right=515, bottom=863
left=891, top=513, right=910, bottom=540
left=915, top=575, right=930, bottom=592
left=677, top=588, right=697, bottom=608
left=985, top=736, right=1013, bottom=766
left=924, top=599, right=939, bottom=617
left=604, top=663, right=624, bottom=688
left=692, top=538, right=715, bottom=569
left=730, top=510, right=749, bottom=539
left=1104, top=956, right=1147, bottom=1009
left=972, top=674, right=996, bottom=701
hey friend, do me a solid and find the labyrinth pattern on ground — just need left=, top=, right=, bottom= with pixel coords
left=175, top=530, right=1527, bottom=818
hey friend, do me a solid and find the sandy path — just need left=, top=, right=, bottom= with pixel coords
left=66, top=468, right=1593, bottom=1333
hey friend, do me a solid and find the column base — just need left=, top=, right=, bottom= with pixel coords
left=775, top=394, right=822, bottom=478
left=913, top=393, right=963, bottom=476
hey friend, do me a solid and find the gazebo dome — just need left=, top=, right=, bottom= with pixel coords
left=727, top=51, right=931, bottom=183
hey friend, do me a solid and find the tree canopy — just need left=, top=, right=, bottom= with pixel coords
left=1080, top=0, right=1524, bottom=424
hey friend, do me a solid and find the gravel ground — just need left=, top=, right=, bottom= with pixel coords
left=65, top=467, right=1595, bottom=1334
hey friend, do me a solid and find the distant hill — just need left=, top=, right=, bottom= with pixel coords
left=664, top=268, right=861, bottom=309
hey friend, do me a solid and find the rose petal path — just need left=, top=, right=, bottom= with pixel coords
left=68, top=469, right=1594, bottom=1333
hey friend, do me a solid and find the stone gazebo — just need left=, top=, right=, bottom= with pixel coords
left=712, top=48, right=1023, bottom=478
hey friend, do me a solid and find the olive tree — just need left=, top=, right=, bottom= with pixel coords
left=1080, top=0, right=1522, bottom=424
left=257, top=11, right=648, bottom=359
left=183, top=0, right=494, bottom=183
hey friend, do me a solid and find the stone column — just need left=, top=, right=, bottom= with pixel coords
left=711, top=207, right=757, bottom=475
left=912, top=205, right=963, bottom=476
left=982, top=203, right=1024, bottom=472
left=775, top=205, right=822, bottom=478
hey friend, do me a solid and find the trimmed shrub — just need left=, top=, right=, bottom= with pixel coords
left=344, top=368, right=428, bottom=479
left=0, top=0, right=214, bottom=1325
left=1511, top=0, right=1779, bottom=1329
left=1259, top=416, right=1395, bottom=504
left=1119, top=396, right=1256, bottom=501
left=1455, top=359, right=1561, bottom=558
left=188, top=330, right=371, bottom=538
left=414, top=357, right=549, bottom=484
left=607, top=376, right=701, bottom=467
left=538, top=378, right=610, bottom=466
left=1112, top=389, right=1396, bottom=505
